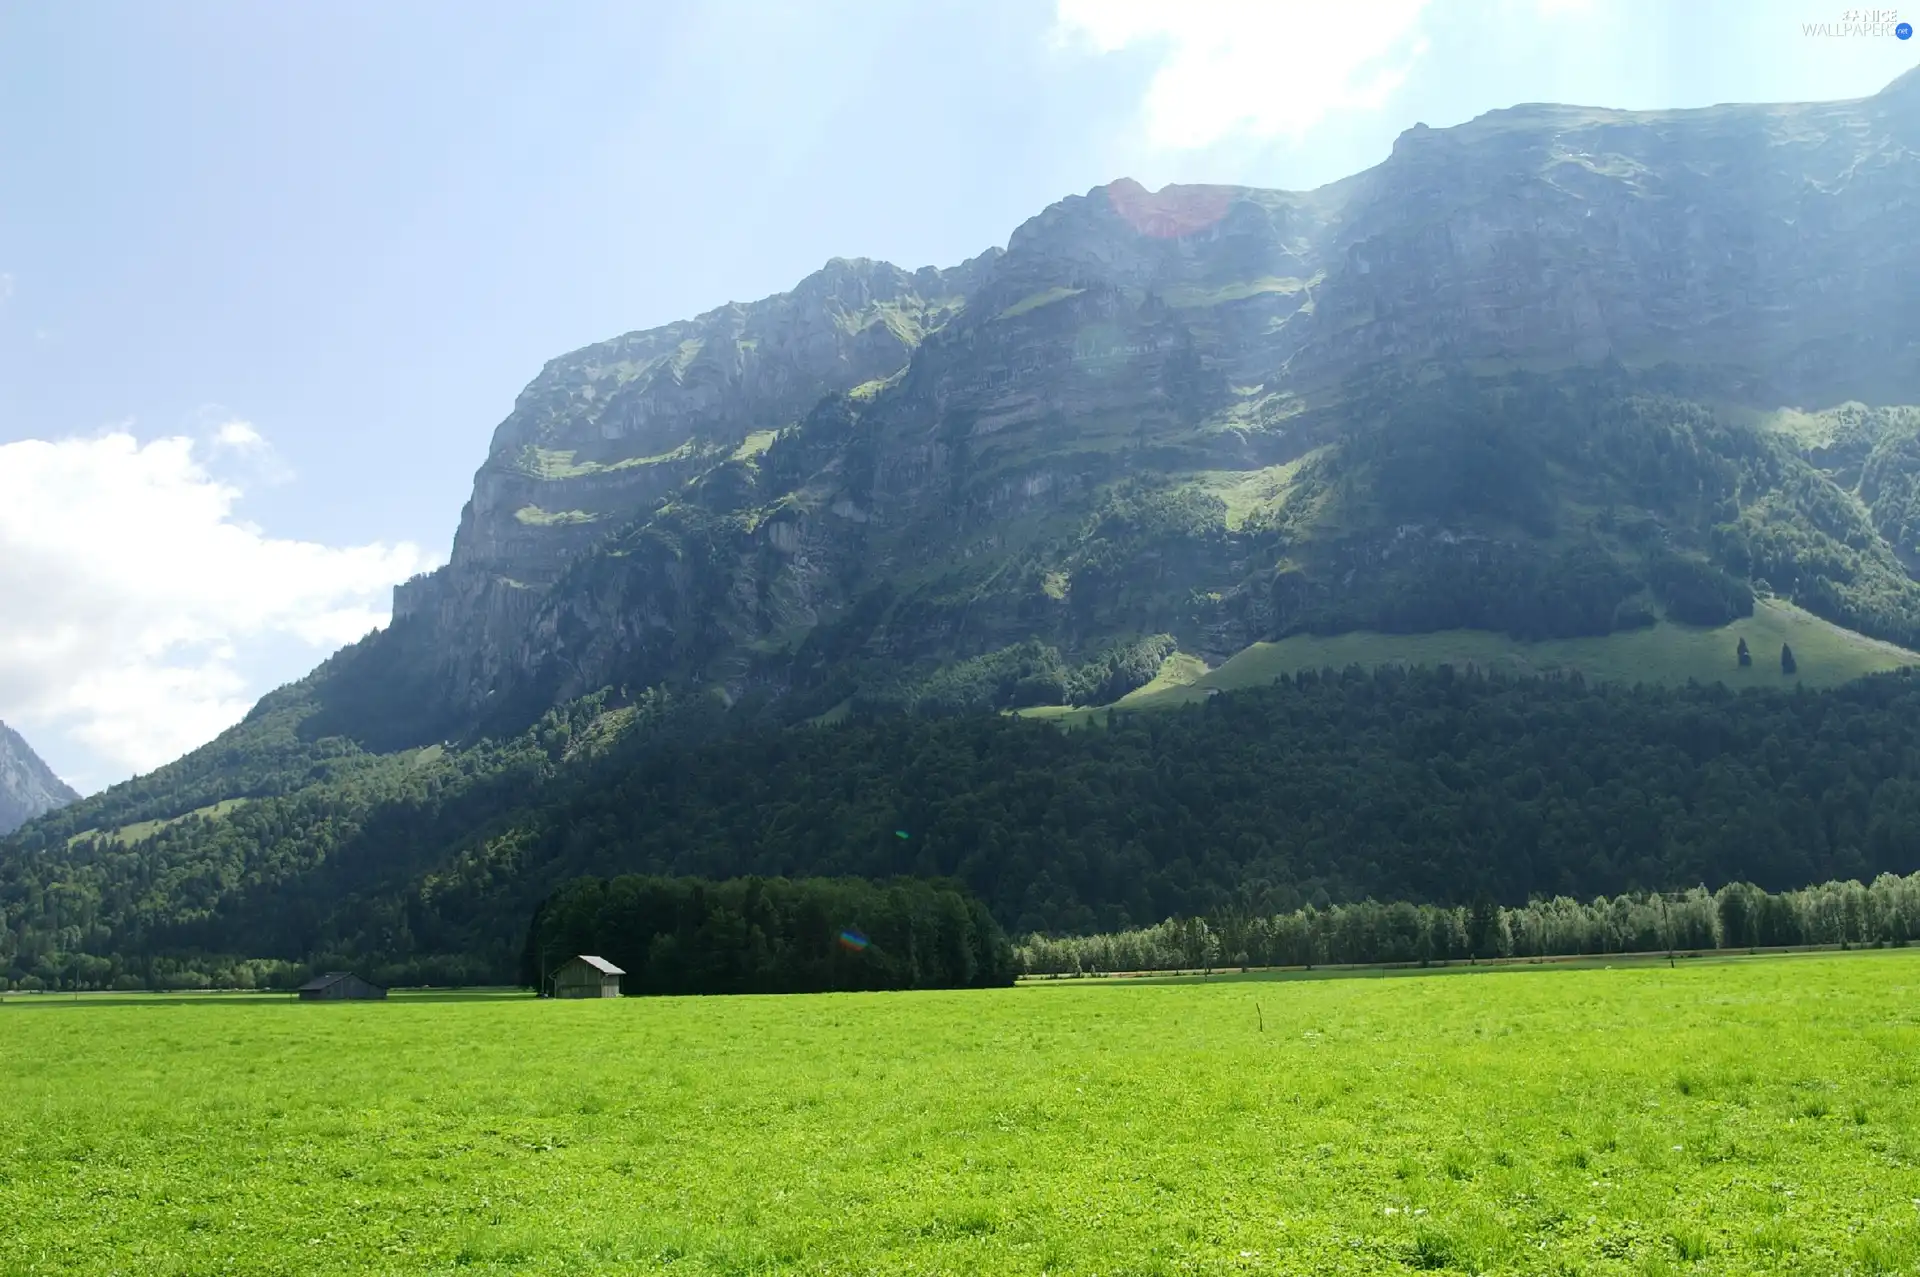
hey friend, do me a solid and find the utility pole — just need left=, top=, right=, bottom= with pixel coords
left=537, top=942, right=569, bottom=998
left=1661, top=892, right=1675, bottom=969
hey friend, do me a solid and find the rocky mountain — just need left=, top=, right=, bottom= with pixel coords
left=0, top=721, right=78, bottom=836
left=6, top=70, right=1920, bottom=986
left=337, top=67, right=1920, bottom=742
left=387, top=252, right=1000, bottom=723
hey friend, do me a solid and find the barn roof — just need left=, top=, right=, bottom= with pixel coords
left=571, top=955, right=625, bottom=976
left=297, top=971, right=384, bottom=992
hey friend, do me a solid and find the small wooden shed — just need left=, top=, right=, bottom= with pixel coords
left=551, top=955, right=624, bottom=998
left=297, top=972, right=387, bottom=1001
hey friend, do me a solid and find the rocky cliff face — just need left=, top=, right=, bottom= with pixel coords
left=370, top=70, right=1920, bottom=737
left=1302, top=81, right=1920, bottom=398
left=0, top=722, right=78, bottom=836
left=392, top=253, right=1000, bottom=712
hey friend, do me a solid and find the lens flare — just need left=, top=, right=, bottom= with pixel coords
left=838, top=929, right=870, bottom=952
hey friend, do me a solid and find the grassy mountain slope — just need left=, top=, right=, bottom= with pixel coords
left=1023, top=599, right=1919, bottom=727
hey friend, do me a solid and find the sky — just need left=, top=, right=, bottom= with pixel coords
left=1, top=0, right=1914, bottom=794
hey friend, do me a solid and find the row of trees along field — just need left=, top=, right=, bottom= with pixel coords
left=1014, top=872, right=1920, bottom=975
left=521, top=875, right=1018, bottom=995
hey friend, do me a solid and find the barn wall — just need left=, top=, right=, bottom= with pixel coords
left=552, top=963, right=622, bottom=998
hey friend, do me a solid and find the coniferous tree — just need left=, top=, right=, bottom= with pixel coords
left=1466, top=895, right=1499, bottom=957
left=1781, top=643, right=1798, bottom=675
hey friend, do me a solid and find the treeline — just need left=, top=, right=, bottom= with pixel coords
left=522, top=875, right=1016, bottom=995
left=1015, top=872, right=1920, bottom=974
left=0, top=955, right=312, bottom=994
left=1273, top=540, right=1643, bottom=642
left=1645, top=549, right=1755, bottom=627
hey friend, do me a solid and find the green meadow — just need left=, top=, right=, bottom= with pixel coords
left=1168, top=600, right=1917, bottom=698
left=4, top=952, right=1919, bottom=1275
left=1023, top=599, right=1917, bottom=727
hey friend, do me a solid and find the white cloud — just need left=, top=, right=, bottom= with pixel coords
left=1056, top=0, right=1431, bottom=149
left=208, top=416, right=293, bottom=487
left=0, top=429, right=433, bottom=783
left=215, top=419, right=264, bottom=448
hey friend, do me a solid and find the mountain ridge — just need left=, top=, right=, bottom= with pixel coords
left=372, top=66, right=1918, bottom=743
left=0, top=721, right=79, bottom=837
left=34, top=68, right=1920, bottom=783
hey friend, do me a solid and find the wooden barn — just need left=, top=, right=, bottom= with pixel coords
left=296, top=972, right=387, bottom=1001
left=551, top=955, right=624, bottom=998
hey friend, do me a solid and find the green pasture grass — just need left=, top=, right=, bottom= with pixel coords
left=512, top=505, right=603, bottom=527
left=4, top=951, right=1919, bottom=1274
left=1025, top=599, right=1917, bottom=727
left=1018, top=652, right=1212, bottom=725
left=1186, top=451, right=1325, bottom=530
left=64, top=797, right=253, bottom=850
left=1178, top=598, right=1915, bottom=693
left=516, top=441, right=700, bottom=480
left=730, top=429, right=779, bottom=462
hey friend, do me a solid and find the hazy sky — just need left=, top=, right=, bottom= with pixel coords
left=1, top=0, right=1913, bottom=793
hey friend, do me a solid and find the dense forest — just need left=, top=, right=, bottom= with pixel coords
left=13, top=665, right=1920, bottom=988
left=429, top=665, right=1920, bottom=950
left=1015, top=871, right=1920, bottom=974
left=524, top=875, right=1015, bottom=995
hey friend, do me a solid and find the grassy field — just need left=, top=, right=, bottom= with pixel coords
left=63, top=797, right=253, bottom=850
left=1024, top=599, right=1918, bottom=726
left=4, top=953, right=1919, bottom=1275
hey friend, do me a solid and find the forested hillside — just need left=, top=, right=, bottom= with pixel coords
left=12, top=666, right=1920, bottom=988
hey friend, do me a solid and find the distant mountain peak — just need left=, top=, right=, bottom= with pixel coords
left=0, top=720, right=79, bottom=836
